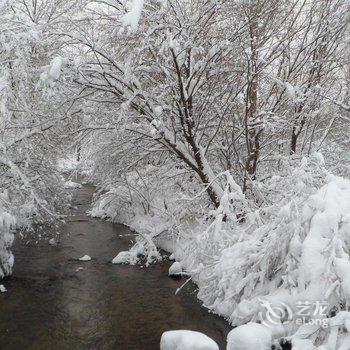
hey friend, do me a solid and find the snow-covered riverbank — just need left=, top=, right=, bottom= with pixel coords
left=90, top=157, right=350, bottom=350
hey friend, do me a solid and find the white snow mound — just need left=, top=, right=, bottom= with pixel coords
left=168, top=261, right=182, bottom=276
left=160, top=330, right=219, bottom=350
left=78, top=255, right=91, bottom=261
left=48, top=56, right=67, bottom=80
left=121, top=0, right=144, bottom=31
left=227, top=323, right=272, bottom=350
left=112, top=251, right=131, bottom=264
left=0, top=284, right=7, bottom=293
left=64, top=181, right=82, bottom=189
left=58, top=158, right=79, bottom=172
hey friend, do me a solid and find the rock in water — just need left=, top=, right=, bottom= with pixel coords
left=160, top=330, right=219, bottom=350
left=78, top=255, right=91, bottom=261
left=227, top=322, right=272, bottom=350
left=112, top=251, right=131, bottom=264
left=168, top=261, right=182, bottom=276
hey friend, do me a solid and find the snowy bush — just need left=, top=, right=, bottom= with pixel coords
left=166, top=157, right=350, bottom=349
left=95, top=153, right=350, bottom=348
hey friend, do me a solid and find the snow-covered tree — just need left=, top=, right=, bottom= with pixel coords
left=0, top=0, right=82, bottom=277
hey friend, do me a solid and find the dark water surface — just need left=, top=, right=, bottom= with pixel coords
left=0, top=184, right=230, bottom=350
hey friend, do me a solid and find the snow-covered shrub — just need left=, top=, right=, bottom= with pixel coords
left=168, top=155, right=350, bottom=349
left=176, top=156, right=325, bottom=318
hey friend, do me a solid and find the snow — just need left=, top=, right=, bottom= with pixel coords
left=64, top=181, right=82, bottom=189
left=292, top=338, right=316, bottom=350
left=226, top=323, right=272, bottom=350
left=121, top=0, right=144, bottom=31
left=160, top=330, right=219, bottom=350
left=299, top=176, right=350, bottom=293
left=58, top=158, right=79, bottom=172
left=49, top=238, right=56, bottom=246
left=0, top=284, right=7, bottom=293
left=48, top=56, right=67, bottom=80
left=112, top=251, right=131, bottom=264
left=219, top=174, right=350, bottom=348
left=314, top=152, right=325, bottom=166
left=154, top=106, right=163, bottom=115
left=285, top=82, right=296, bottom=100
left=78, top=255, right=91, bottom=261
left=111, top=246, right=147, bottom=265
left=92, top=207, right=164, bottom=266
left=0, top=211, right=16, bottom=278
left=168, top=261, right=182, bottom=276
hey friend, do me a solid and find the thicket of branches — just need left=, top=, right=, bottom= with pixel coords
left=72, top=0, right=350, bottom=204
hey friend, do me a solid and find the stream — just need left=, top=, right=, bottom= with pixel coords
left=0, top=183, right=230, bottom=350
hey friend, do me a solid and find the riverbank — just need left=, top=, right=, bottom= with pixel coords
left=91, top=169, right=350, bottom=350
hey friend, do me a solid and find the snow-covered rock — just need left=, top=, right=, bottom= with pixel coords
left=112, top=244, right=144, bottom=265
left=160, top=330, right=219, bottom=350
left=168, top=261, right=182, bottom=276
left=49, top=238, right=56, bottom=246
left=112, top=251, right=131, bottom=264
left=78, top=255, right=91, bottom=261
left=227, top=323, right=272, bottom=350
left=0, top=284, right=7, bottom=293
